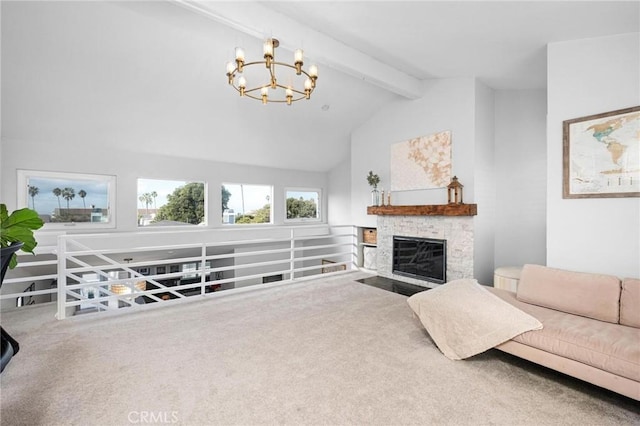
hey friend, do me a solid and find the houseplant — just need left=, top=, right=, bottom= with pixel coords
left=367, top=171, right=381, bottom=206
left=1, top=203, right=44, bottom=271
left=1, top=203, right=43, bottom=373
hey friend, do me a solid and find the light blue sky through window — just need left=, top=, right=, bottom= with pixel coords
left=223, top=184, right=272, bottom=215
left=137, top=179, right=202, bottom=209
left=26, top=177, right=109, bottom=215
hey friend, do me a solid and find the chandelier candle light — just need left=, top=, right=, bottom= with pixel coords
left=226, top=38, right=318, bottom=105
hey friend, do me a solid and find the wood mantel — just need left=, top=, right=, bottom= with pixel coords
left=367, top=204, right=477, bottom=216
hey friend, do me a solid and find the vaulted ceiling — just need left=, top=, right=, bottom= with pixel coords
left=2, top=1, right=638, bottom=172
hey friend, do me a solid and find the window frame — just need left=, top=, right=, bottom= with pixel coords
left=136, top=177, right=207, bottom=228
left=17, top=169, right=117, bottom=230
left=221, top=183, right=274, bottom=225
left=284, top=187, right=322, bottom=223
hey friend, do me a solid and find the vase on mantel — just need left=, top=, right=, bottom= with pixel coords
left=370, top=188, right=380, bottom=206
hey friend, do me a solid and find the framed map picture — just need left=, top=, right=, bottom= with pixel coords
left=390, top=130, right=452, bottom=191
left=563, top=106, right=640, bottom=198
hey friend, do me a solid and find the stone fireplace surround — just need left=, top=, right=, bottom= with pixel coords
left=368, top=205, right=476, bottom=288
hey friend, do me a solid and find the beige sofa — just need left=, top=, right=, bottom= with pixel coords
left=487, top=264, right=640, bottom=401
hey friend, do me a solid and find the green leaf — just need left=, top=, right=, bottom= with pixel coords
left=8, top=253, right=17, bottom=270
left=3, top=208, right=44, bottom=231
left=0, top=204, right=44, bottom=268
left=0, top=204, right=8, bottom=223
left=5, top=228, right=37, bottom=253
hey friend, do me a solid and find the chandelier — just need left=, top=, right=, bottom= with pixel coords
left=226, top=38, right=318, bottom=105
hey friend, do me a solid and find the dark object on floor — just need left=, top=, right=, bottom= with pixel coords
left=1, top=242, right=23, bottom=373
left=356, top=276, right=429, bottom=296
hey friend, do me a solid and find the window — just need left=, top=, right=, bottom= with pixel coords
left=222, top=183, right=272, bottom=224
left=182, top=261, right=210, bottom=279
left=182, top=262, right=198, bottom=279
left=137, top=178, right=206, bottom=227
left=285, top=188, right=320, bottom=222
left=17, top=170, right=116, bottom=229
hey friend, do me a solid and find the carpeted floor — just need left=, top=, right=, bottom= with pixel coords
left=1, top=272, right=638, bottom=425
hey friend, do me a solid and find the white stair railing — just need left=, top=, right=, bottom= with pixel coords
left=55, top=225, right=357, bottom=319
left=1, top=244, right=57, bottom=307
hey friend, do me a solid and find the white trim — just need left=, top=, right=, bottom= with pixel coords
left=284, top=187, right=322, bottom=223
left=136, top=177, right=208, bottom=228
left=221, top=182, right=274, bottom=225
left=17, top=169, right=116, bottom=230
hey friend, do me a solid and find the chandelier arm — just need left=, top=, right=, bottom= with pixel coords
left=242, top=92, right=305, bottom=103
left=271, top=61, right=298, bottom=72
left=230, top=85, right=307, bottom=102
left=231, top=83, right=310, bottom=97
left=273, top=83, right=310, bottom=96
left=269, top=60, right=278, bottom=89
left=271, top=61, right=315, bottom=80
left=243, top=86, right=270, bottom=95
left=229, top=61, right=310, bottom=88
left=241, top=60, right=269, bottom=68
left=235, top=60, right=314, bottom=80
left=242, top=93, right=270, bottom=101
left=231, top=79, right=312, bottom=95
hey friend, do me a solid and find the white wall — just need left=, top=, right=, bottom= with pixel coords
left=473, top=81, right=496, bottom=284
left=327, top=157, right=352, bottom=225
left=350, top=77, right=501, bottom=283
left=351, top=78, right=477, bottom=228
left=0, top=1, right=375, bottom=174
left=494, top=89, right=547, bottom=268
left=0, top=137, right=328, bottom=232
left=547, top=33, right=640, bottom=277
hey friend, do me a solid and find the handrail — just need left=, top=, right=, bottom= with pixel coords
left=0, top=225, right=358, bottom=318
left=1, top=244, right=57, bottom=305
left=54, top=225, right=357, bottom=319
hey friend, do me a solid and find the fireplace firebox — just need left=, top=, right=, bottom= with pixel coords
left=392, top=236, right=446, bottom=284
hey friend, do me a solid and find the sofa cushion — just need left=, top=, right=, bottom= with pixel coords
left=620, top=278, right=640, bottom=328
left=490, top=288, right=640, bottom=382
left=516, top=264, right=620, bottom=323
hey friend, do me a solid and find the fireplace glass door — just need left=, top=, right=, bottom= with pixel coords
left=392, top=236, right=446, bottom=284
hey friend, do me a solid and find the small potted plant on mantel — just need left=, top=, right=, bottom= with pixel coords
left=367, top=171, right=381, bottom=206
left=0, top=203, right=44, bottom=373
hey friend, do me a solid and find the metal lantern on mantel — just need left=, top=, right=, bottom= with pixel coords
left=447, top=176, right=464, bottom=204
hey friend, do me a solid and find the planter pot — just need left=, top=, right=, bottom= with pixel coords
left=371, top=188, right=380, bottom=206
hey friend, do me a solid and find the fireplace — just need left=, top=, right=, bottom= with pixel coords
left=374, top=213, right=473, bottom=284
left=392, top=236, right=446, bottom=284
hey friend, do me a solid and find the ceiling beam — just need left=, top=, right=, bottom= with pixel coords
left=171, top=0, right=423, bottom=100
